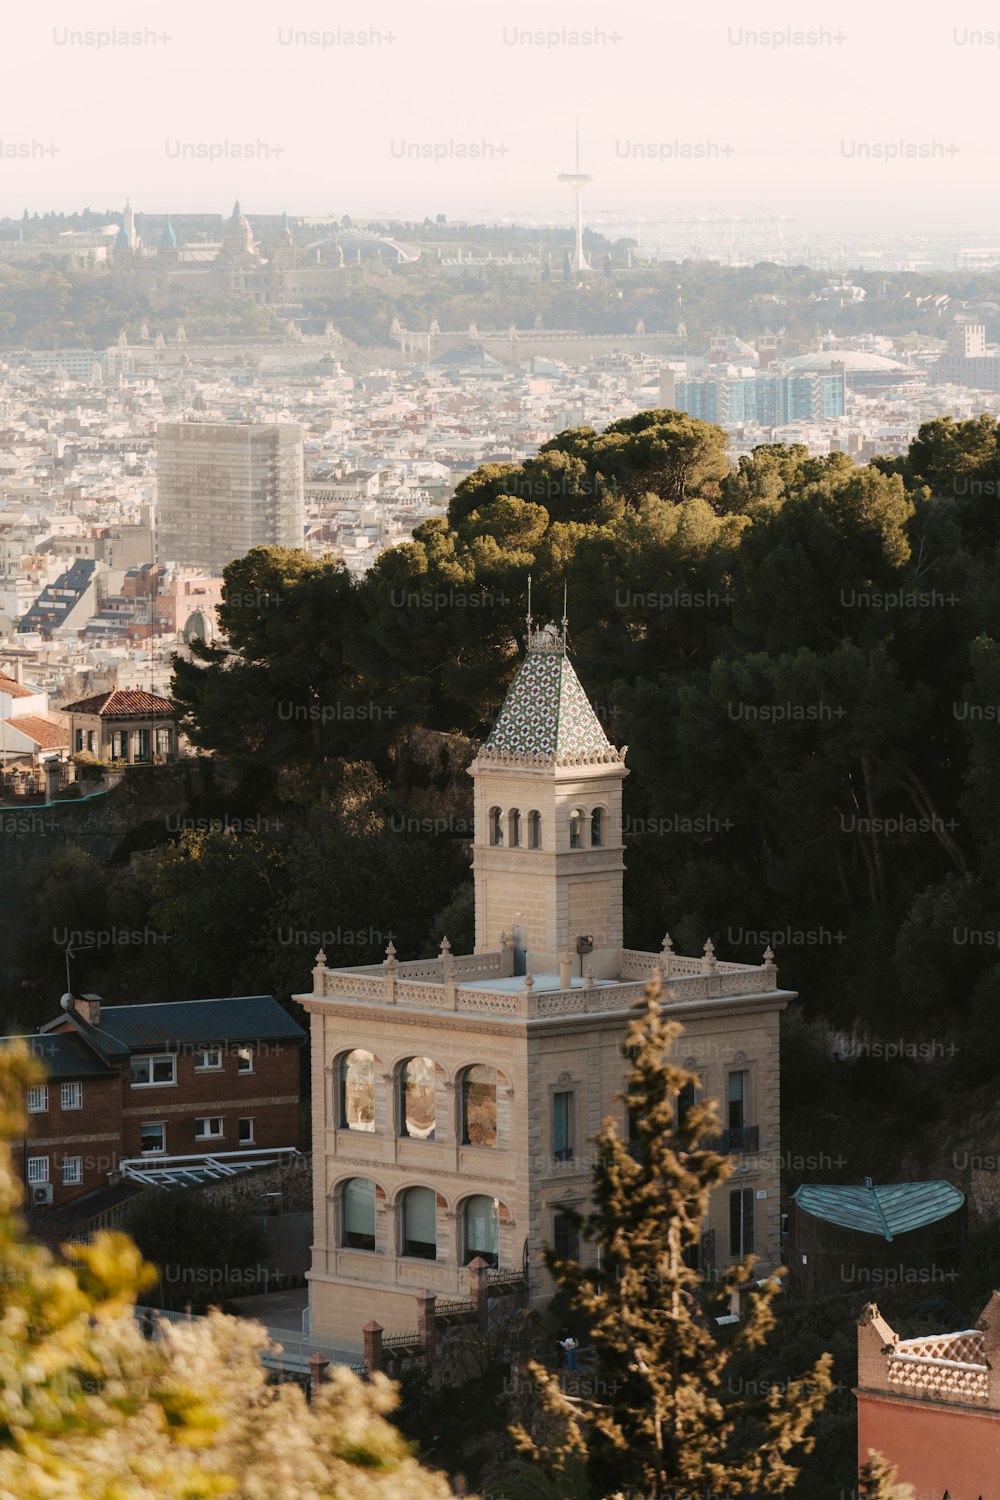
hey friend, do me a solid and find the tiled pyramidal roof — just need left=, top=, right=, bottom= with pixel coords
left=483, top=636, right=620, bottom=765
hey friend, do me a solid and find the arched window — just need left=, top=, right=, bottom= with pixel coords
left=400, top=1186, right=437, bottom=1259
left=463, top=1195, right=499, bottom=1267
left=399, top=1056, right=436, bottom=1140
left=569, top=808, right=583, bottom=849
left=342, top=1177, right=376, bottom=1251
left=508, top=809, right=521, bottom=848
left=528, top=810, right=541, bottom=848
left=591, top=807, right=604, bottom=847
left=489, top=807, right=503, bottom=846
left=461, top=1065, right=498, bottom=1147
left=339, top=1049, right=375, bottom=1132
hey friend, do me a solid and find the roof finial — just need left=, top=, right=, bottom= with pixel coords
left=562, top=580, right=569, bottom=651
left=526, top=573, right=533, bottom=642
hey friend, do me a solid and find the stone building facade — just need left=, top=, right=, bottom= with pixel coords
left=300, top=621, right=792, bottom=1343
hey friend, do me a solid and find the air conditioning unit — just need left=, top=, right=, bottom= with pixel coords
left=31, top=1183, right=54, bottom=1206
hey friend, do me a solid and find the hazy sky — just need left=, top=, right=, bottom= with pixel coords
left=5, top=0, right=1000, bottom=234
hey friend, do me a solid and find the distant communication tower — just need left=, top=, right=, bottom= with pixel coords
left=558, top=124, right=592, bottom=272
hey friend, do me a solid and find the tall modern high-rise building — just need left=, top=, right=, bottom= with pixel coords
left=156, top=421, right=304, bottom=574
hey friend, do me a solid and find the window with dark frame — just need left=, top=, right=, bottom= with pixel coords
left=553, top=1209, right=580, bottom=1262
left=553, top=1090, right=574, bottom=1162
left=729, top=1187, right=755, bottom=1258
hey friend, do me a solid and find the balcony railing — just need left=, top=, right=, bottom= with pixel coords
left=708, top=1125, right=760, bottom=1156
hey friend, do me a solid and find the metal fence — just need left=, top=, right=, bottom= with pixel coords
left=135, top=1305, right=364, bottom=1376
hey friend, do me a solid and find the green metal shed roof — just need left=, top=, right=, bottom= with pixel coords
left=794, top=1181, right=964, bottom=1241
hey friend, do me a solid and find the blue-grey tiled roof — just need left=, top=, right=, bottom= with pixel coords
left=0, top=1033, right=117, bottom=1079
left=84, top=996, right=306, bottom=1052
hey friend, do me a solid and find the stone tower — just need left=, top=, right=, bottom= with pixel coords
left=469, top=618, right=628, bottom=977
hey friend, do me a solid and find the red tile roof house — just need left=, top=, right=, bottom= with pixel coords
left=857, top=1294, right=1000, bottom=1500
left=0, top=668, right=70, bottom=768
left=3, top=992, right=307, bottom=1214
left=60, top=688, right=180, bottom=765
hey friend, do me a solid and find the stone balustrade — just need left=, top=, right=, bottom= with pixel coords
left=315, top=948, right=779, bottom=1016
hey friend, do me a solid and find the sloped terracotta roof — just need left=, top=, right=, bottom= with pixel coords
left=2, top=714, right=68, bottom=749
left=0, top=672, right=34, bottom=699
left=61, top=689, right=175, bottom=717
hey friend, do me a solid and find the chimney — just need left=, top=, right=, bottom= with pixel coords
left=73, top=993, right=101, bottom=1026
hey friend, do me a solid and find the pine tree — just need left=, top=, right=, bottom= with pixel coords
left=0, top=1043, right=456, bottom=1499
left=858, top=1451, right=915, bottom=1498
left=511, top=980, right=833, bottom=1499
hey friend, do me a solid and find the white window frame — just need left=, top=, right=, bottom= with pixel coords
left=236, top=1045, right=254, bottom=1074
left=195, top=1116, right=224, bottom=1140
left=26, top=1085, right=48, bottom=1113
left=238, top=1117, right=255, bottom=1145
left=27, top=1156, right=50, bottom=1184
left=140, top=1122, right=166, bottom=1156
left=131, top=1054, right=176, bottom=1088
left=194, top=1045, right=223, bottom=1072
left=61, top=1156, right=83, bottom=1186
left=60, top=1082, right=82, bottom=1111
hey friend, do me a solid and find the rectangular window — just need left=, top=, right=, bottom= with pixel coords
left=155, top=727, right=172, bottom=757
left=27, top=1157, right=49, bottom=1184
left=87, top=730, right=96, bottom=752
left=343, top=1177, right=376, bottom=1251
left=729, top=1188, right=755, bottom=1258
left=727, top=1071, right=747, bottom=1131
left=74, top=728, right=84, bottom=752
left=26, top=1085, right=48, bottom=1113
left=238, top=1117, right=255, bottom=1145
left=553, top=1210, right=580, bottom=1262
left=62, top=1157, right=83, bottom=1187
left=677, top=1079, right=697, bottom=1133
left=131, top=1055, right=176, bottom=1087
left=236, top=1046, right=254, bottom=1073
left=195, top=1117, right=223, bottom=1140
left=553, top=1091, right=574, bottom=1162
left=60, top=1082, right=82, bottom=1111
left=140, top=1122, right=165, bottom=1155
left=194, top=1046, right=222, bottom=1072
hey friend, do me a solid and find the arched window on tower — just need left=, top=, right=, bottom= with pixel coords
left=341, top=1177, right=376, bottom=1251
left=569, top=807, right=584, bottom=849
left=461, top=1065, right=498, bottom=1147
left=339, top=1050, right=375, bottom=1132
left=400, top=1186, right=437, bottom=1260
left=528, top=810, right=542, bottom=848
left=489, top=807, right=503, bottom=846
left=463, top=1195, right=500, bottom=1267
left=399, top=1056, right=436, bottom=1140
left=591, top=807, right=604, bottom=847
left=508, top=808, right=521, bottom=847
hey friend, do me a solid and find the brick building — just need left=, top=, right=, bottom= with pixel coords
left=857, top=1295, right=1000, bottom=1499
left=6, top=992, right=306, bottom=1210
left=300, top=618, right=792, bottom=1344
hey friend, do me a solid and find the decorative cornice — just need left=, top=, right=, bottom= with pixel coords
left=474, top=746, right=627, bottom=769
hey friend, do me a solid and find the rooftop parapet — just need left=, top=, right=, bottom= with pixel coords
left=308, top=937, right=781, bottom=1020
